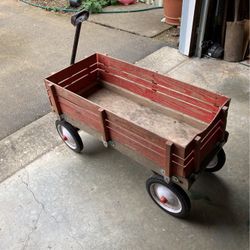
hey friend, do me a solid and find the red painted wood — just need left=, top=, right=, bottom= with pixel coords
left=106, top=112, right=187, bottom=158
left=148, top=91, right=214, bottom=123
left=58, top=64, right=98, bottom=87
left=65, top=72, right=98, bottom=93
left=172, top=150, right=194, bottom=166
left=106, top=112, right=167, bottom=147
left=171, top=163, right=185, bottom=177
left=98, top=108, right=110, bottom=143
left=45, top=53, right=231, bottom=179
left=108, top=128, right=165, bottom=167
left=201, top=127, right=222, bottom=152
left=47, top=54, right=97, bottom=84
left=59, top=101, right=102, bottom=132
left=106, top=121, right=166, bottom=155
left=164, top=141, right=173, bottom=177
left=97, top=53, right=154, bottom=81
left=194, top=136, right=202, bottom=172
left=98, top=63, right=153, bottom=89
left=54, top=85, right=100, bottom=114
left=200, top=128, right=222, bottom=162
left=100, top=71, right=214, bottom=123
left=47, top=84, right=62, bottom=115
left=99, top=63, right=219, bottom=113
left=97, top=53, right=228, bottom=106
left=153, top=73, right=228, bottom=107
left=201, top=120, right=222, bottom=145
left=182, top=156, right=195, bottom=177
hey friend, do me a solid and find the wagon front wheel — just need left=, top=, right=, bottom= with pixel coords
left=146, top=176, right=191, bottom=218
left=205, top=149, right=226, bottom=172
left=56, top=120, right=83, bottom=153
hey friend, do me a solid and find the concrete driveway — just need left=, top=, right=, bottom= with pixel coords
left=0, top=46, right=249, bottom=250
left=0, top=0, right=166, bottom=140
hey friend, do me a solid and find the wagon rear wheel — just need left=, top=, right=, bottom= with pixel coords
left=205, top=149, right=226, bottom=172
left=146, top=176, right=191, bottom=218
left=56, top=120, right=83, bottom=153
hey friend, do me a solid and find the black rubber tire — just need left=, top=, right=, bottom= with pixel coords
left=146, top=176, right=191, bottom=218
left=205, top=149, right=226, bottom=173
left=55, top=120, right=83, bottom=153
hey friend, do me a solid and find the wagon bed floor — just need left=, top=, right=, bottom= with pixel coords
left=87, top=87, right=202, bottom=146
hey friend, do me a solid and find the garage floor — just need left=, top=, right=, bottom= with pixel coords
left=0, top=46, right=249, bottom=250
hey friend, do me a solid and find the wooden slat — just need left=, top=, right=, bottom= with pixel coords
left=106, top=111, right=166, bottom=148
left=98, top=63, right=153, bottom=89
left=108, top=128, right=165, bottom=167
left=59, top=64, right=98, bottom=87
left=53, top=85, right=100, bottom=114
left=47, top=83, right=62, bottom=115
left=169, top=162, right=185, bottom=177
left=46, top=54, right=97, bottom=83
left=99, top=71, right=146, bottom=97
left=194, top=136, right=202, bottom=172
left=172, top=150, right=194, bottom=166
left=201, top=120, right=222, bottom=145
left=97, top=53, right=228, bottom=106
left=153, top=73, right=228, bottom=107
left=106, top=121, right=165, bottom=155
left=149, top=91, right=214, bottom=123
left=182, top=157, right=195, bottom=177
left=57, top=96, right=99, bottom=119
left=98, top=108, right=110, bottom=143
left=99, top=63, right=219, bottom=113
left=97, top=53, right=154, bottom=81
left=100, top=71, right=214, bottom=123
left=201, top=127, right=222, bottom=151
left=200, top=128, right=223, bottom=162
left=154, top=84, right=219, bottom=113
left=164, top=141, right=173, bottom=177
left=65, top=72, right=98, bottom=93
left=59, top=100, right=102, bottom=132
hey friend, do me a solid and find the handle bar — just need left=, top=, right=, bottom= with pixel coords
left=70, top=10, right=89, bottom=65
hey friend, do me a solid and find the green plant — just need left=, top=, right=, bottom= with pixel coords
left=82, top=0, right=117, bottom=13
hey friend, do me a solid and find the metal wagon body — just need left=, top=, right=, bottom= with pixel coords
left=45, top=11, right=230, bottom=218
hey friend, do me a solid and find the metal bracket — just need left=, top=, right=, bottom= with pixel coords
left=161, top=169, right=171, bottom=184
left=172, top=176, right=179, bottom=183
left=102, top=137, right=108, bottom=148
left=164, top=176, right=171, bottom=184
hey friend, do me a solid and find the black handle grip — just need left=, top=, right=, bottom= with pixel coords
left=71, top=10, right=89, bottom=26
left=70, top=10, right=89, bottom=65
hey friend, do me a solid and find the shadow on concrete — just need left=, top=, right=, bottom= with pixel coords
left=188, top=173, right=237, bottom=227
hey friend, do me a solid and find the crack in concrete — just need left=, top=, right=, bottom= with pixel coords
left=20, top=169, right=60, bottom=225
left=19, top=169, right=84, bottom=249
left=21, top=207, right=43, bottom=250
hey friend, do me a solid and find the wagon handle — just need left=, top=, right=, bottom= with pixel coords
left=70, top=10, right=89, bottom=65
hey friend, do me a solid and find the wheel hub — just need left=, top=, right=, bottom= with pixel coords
left=160, top=196, right=168, bottom=204
left=150, top=183, right=182, bottom=213
left=58, top=125, right=77, bottom=149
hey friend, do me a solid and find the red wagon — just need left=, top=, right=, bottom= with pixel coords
left=45, top=11, right=230, bottom=218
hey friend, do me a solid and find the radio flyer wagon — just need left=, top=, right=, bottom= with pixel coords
left=45, top=11, right=230, bottom=218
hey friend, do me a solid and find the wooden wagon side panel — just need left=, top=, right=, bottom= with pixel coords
left=96, top=53, right=229, bottom=108
left=46, top=54, right=98, bottom=84
left=98, top=70, right=215, bottom=123
left=105, top=112, right=187, bottom=177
